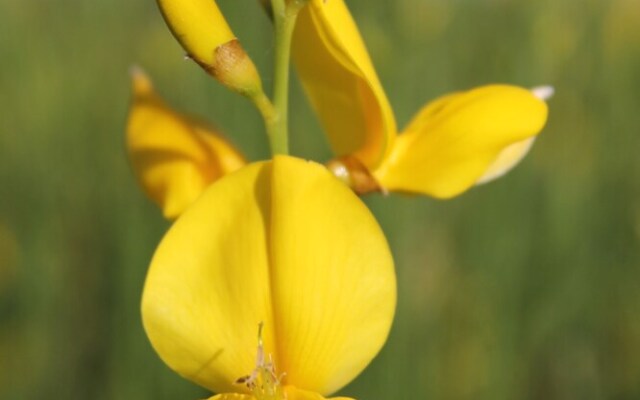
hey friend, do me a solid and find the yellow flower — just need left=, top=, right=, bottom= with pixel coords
left=293, top=0, right=551, bottom=197
left=142, top=156, right=396, bottom=400
left=292, top=0, right=396, bottom=170
left=126, top=67, right=246, bottom=219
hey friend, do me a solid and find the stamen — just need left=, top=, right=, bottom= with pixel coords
left=235, top=322, right=285, bottom=400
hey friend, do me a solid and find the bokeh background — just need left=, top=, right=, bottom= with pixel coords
left=1, top=0, right=639, bottom=399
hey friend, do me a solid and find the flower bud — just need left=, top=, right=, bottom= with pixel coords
left=157, top=0, right=264, bottom=96
left=126, top=67, right=246, bottom=219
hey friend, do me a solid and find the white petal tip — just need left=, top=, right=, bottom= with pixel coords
left=531, top=85, right=555, bottom=101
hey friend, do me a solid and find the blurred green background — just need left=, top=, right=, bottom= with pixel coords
left=1, top=0, right=639, bottom=399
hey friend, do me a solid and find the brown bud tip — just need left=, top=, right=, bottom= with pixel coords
left=197, top=39, right=263, bottom=97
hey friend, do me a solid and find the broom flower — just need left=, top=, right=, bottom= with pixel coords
left=141, top=156, right=396, bottom=400
left=293, top=0, right=552, bottom=197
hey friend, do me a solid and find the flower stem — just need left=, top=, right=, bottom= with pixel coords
left=250, top=91, right=279, bottom=152
left=268, top=0, right=302, bottom=156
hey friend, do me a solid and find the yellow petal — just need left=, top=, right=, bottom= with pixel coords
left=267, top=158, right=395, bottom=394
left=207, top=395, right=254, bottom=400
left=126, top=68, right=245, bottom=219
left=374, top=85, right=548, bottom=198
left=141, top=156, right=395, bottom=395
left=292, top=0, right=396, bottom=169
left=475, top=86, right=553, bottom=185
left=205, top=386, right=354, bottom=400
left=284, top=386, right=354, bottom=400
left=475, top=137, right=536, bottom=185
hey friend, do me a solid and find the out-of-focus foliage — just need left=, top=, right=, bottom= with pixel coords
left=0, top=0, right=638, bottom=399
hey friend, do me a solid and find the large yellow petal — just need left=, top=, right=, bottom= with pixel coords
left=206, top=386, right=354, bottom=400
left=292, top=0, right=396, bottom=169
left=126, top=68, right=246, bottom=219
left=141, top=156, right=395, bottom=395
left=267, top=158, right=395, bottom=394
left=374, top=85, right=548, bottom=198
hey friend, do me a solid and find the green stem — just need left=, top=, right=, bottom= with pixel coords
left=250, top=92, right=279, bottom=152
left=268, top=0, right=301, bottom=156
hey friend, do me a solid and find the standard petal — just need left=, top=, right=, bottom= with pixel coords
left=142, top=161, right=276, bottom=393
left=292, top=0, right=396, bottom=169
left=268, top=157, right=395, bottom=395
left=126, top=68, right=245, bottom=219
left=374, top=85, right=548, bottom=198
left=141, top=156, right=395, bottom=395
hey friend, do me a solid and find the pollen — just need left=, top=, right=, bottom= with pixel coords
left=236, top=323, right=286, bottom=400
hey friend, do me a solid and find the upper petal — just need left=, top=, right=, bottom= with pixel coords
left=374, top=85, right=548, bottom=198
left=292, top=0, right=396, bottom=169
left=267, top=158, right=395, bottom=394
left=141, top=156, right=395, bottom=395
left=126, top=68, right=246, bottom=219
